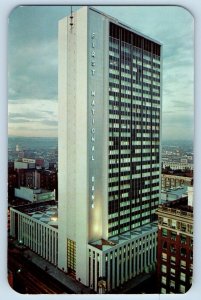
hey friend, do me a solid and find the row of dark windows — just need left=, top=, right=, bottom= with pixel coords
left=109, top=180, right=159, bottom=188
left=109, top=136, right=159, bottom=143
left=108, top=153, right=160, bottom=159
left=109, top=153, right=160, bottom=160
left=109, top=79, right=160, bottom=90
left=109, top=67, right=160, bottom=82
left=109, top=75, right=160, bottom=87
left=108, top=215, right=157, bottom=233
left=109, top=93, right=160, bottom=103
left=109, top=43, right=159, bottom=61
left=109, top=56, right=160, bottom=72
left=109, top=62, right=160, bottom=73
left=109, top=189, right=159, bottom=197
left=109, top=105, right=160, bottom=113
left=109, top=73, right=160, bottom=85
left=108, top=100, right=160, bottom=112
left=108, top=172, right=159, bottom=180
left=109, top=65, right=160, bottom=78
left=109, top=82, right=160, bottom=93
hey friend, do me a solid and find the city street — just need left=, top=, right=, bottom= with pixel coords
left=8, top=247, right=73, bottom=294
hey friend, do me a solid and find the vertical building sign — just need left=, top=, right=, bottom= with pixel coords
left=90, top=32, right=96, bottom=208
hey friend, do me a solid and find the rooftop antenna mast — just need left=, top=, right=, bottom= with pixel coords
left=70, top=6, right=74, bottom=28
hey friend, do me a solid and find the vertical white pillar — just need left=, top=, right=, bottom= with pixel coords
left=89, top=250, right=93, bottom=289
left=125, top=244, right=128, bottom=282
left=46, top=227, right=48, bottom=260
left=36, top=222, right=38, bottom=252
left=137, top=240, right=140, bottom=275
left=94, top=252, right=98, bottom=291
left=107, top=253, right=111, bottom=291
left=116, top=248, right=120, bottom=287
left=130, top=242, right=132, bottom=277
left=121, top=247, right=124, bottom=284
left=55, top=232, right=58, bottom=265
left=112, top=251, right=115, bottom=289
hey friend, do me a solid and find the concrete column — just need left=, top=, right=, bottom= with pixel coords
left=18, top=215, right=21, bottom=241
left=33, top=222, right=35, bottom=251
left=129, top=242, right=132, bottom=279
left=28, top=219, right=31, bottom=248
left=107, top=253, right=111, bottom=290
left=125, top=244, right=128, bottom=282
left=46, top=227, right=48, bottom=260
left=52, top=230, right=54, bottom=263
left=94, top=252, right=98, bottom=291
left=133, top=240, right=136, bottom=277
left=147, top=235, right=150, bottom=266
left=112, top=251, right=115, bottom=289
left=116, top=248, right=120, bottom=286
left=41, top=226, right=44, bottom=257
left=89, top=250, right=93, bottom=289
left=137, top=241, right=140, bottom=275
left=55, top=231, right=57, bottom=264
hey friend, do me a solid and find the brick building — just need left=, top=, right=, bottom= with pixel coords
left=156, top=196, right=193, bottom=293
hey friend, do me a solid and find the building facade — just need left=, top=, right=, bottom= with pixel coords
left=162, top=173, right=193, bottom=190
left=58, top=7, right=162, bottom=291
left=10, top=202, right=58, bottom=265
left=156, top=197, right=193, bottom=293
left=14, top=186, right=55, bottom=202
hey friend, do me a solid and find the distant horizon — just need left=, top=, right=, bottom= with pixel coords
left=8, top=135, right=193, bottom=143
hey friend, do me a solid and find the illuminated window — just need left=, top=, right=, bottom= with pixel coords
left=161, top=276, right=166, bottom=284
left=180, top=272, right=186, bottom=282
left=179, top=284, right=185, bottom=293
left=161, top=265, right=167, bottom=273
left=67, top=239, right=76, bottom=274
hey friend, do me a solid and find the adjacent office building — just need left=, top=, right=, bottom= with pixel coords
left=58, top=6, right=162, bottom=292
left=156, top=192, right=193, bottom=293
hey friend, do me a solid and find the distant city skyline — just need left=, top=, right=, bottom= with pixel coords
left=8, top=5, right=194, bottom=140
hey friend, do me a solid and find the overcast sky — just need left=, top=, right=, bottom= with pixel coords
left=8, top=5, right=194, bottom=141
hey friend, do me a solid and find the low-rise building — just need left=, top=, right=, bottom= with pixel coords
left=10, top=201, right=58, bottom=265
left=162, top=174, right=193, bottom=190
left=14, top=186, right=55, bottom=202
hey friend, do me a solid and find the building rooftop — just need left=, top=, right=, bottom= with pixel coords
left=62, top=6, right=162, bottom=46
left=160, top=197, right=193, bottom=213
left=90, top=222, right=157, bottom=251
left=161, top=186, right=188, bottom=202
left=89, top=6, right=162, bottom=46
left=12, top=201, right=58, bottom=228
left=157, top=197, right=193, bottom=222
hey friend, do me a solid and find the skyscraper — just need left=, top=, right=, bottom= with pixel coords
left=58, top=6, right=162, bottom=292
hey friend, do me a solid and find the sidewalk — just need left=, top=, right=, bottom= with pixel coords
left=23, top=249, right=94, bottom=294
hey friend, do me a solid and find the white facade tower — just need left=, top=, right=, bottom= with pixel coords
left=58, top=7, right=162, bottom=291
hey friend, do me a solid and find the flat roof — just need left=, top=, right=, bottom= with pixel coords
left=90, top=222, right=157, bottom=251
left=160, top=196, right=193, bottom=213
left=62, top=6, right=162, bottom=46
left=89, top=6, right=162, bottom=46
left=12, top=201, right=58, bottom=228
left=161, top=186, right=188, bottom=202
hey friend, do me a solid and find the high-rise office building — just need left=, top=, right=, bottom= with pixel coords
left=58, top=6, right=162, bottom=292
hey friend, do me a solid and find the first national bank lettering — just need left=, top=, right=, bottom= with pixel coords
left=90, top=32, right=96, bottom=208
